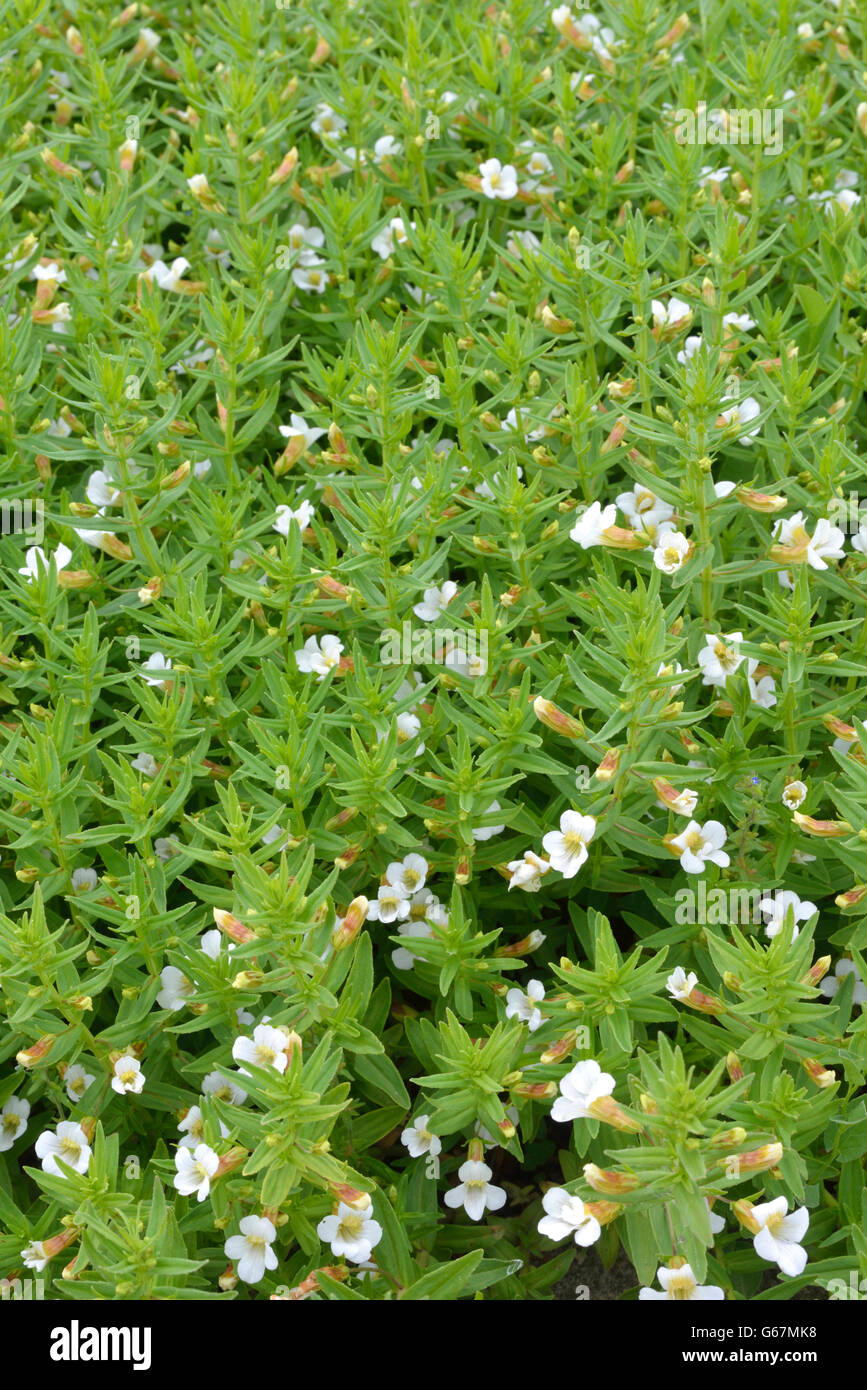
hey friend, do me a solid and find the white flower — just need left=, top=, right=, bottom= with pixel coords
left=0, top=1096, right=30, bottom=1151
left=278, top=414, right=326, bottom=449
left=773, top=512, right=846, bottom=570
left=201, top=1071, right=247, bottom=1106
left=144, top=256, right=190, bottom=291
left=751, top=1198, right=809, bottom=1277
left=232, top=1024, right=289, bottom=1075
left=63, top=1063, right=95, bottom=1103
left=111, top=1055, right=145, bottom=1095
left=666, top=966, right=698, bottom=1001
left=537, top=1188, right=602, bottom=1246
left=391, top=918, right=434, bottom=969
left=677, top=334, right=704, bottom=364
left=173, top=1143, right=220, bottom=1202
left=71, top=868, right=97, bottom=892
left=33, top=261, right=67, bottom=284
left=551, top=1059, right=615, bottom=1123
left=294, top=633, right=343, bottom=679
left=718, top=394, right=761, bottom=443
left=616, top=485, right=674, bottom=532
left=670, top=820, right=730, bottom=875
left=542, top=810, right=597, bottom=878
left=651, top=297, right=691, bottom=329
left=35, top=1121, right=92, bottom=1176
left=318, top=1199, right=383, bottom=1262
left=157, top=965, right=193, bottom=1011
left=697, top=166, right=731, bottom=187
left=395, top=711, right=424, bottom=753
left=653, top=528, right=690, bottom=575
left=506, top=850, right=551, bottom=892
left=131, top=752, right=159, bottom=777
left=444, top=1160, right=507, bottom=1220
left=284, top=224, right=325, bottom=265
left=274, top=500, right=315, bottom=535
left=385, top=853, right=428, bottom=897
left=472, top=801, right=506, bottom=840
left=18, top=543, right=73, bottom=581
left=200, top=929, right=227, bottom=960
left=723, top=311, right=755, bottom=332
left=367, top=883, right=412, bottom=923
left=505, top=979, right=546, bottom=1030
left=140, top=652, right=172, bottom=685
left=413, top=580, right=458, bottom=621
left=639, top=1264, right=724, bottom=1300
left=820, top=959, right=867, bottom=1004
left=21, top=1242, right=49, bottom=1271
left=478, top=158, right=518, bottom=200
left=759, top=890, right=816, bottom=941
left=655, top=787, right=697, bottom=817
left=400, top=1115, right=442, bottom=1158
left=86, top=470, right=122, bottom=507
left=224, top=1215, right=279, bottom=1283
left=311, top=103, right=347, bottom=140
left=747, top=658, right=777, bottom=709
left=373, top=135, right=402, bottom=163
left=292, top=264, right=329, bottom=293
left=697, top=631, right=744, bottom=686
left=551, top=5, right=573, bottom=34
left=371, top=216, right=414, bottom=259
left=569, top=500, right=616, bottom=548
left=782, top=780, right=807, bottom=811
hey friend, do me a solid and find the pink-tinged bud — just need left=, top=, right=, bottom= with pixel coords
left=79, top=1117, right=97, bottom=1142
left=219, top=1263, right=238, bottom=1291
left=583, top=1163, right=641, bottom=1195
left=512, top=1081, right=557, bottom=1101
left=614, top=159, right=634, bottom=185
left=588, top=1096, right=643, bottom=1132
left=497, top=1116, right=517, bottom=1140
left=160, top=459, right=191, bottom=490
left=793, top=812, right=852, bottom=837
left=736, top=486, right=787, bottom=513
left=639, top=1093, right=658, bottom=1115
left=325, top=806, right=359, bottom=831
left=214, top=1146, right=248, bottom=1179
left=466, top=1137, right=484, bottom=1164
left=38, top=1226, right=81, bottom=1262
left=683, top=987, right=725, bottom=1015
left=532, top=696, right=584, bottom=738
left=118, top=138, right=137, bottom=173
left=329, top=1183, right=372, bottom=1211
left=267, top=147, right=298, bottom=186
left=274, top=432, right=307, bottom=473
left=41, top=148, right=80, bottom=178
left=231, top=970, right=265, bottom=991
left=99, top=533, right=134, bottom=562
left=16, top=1034, right=56, bottom=1068
left=722, top=972, right=742, bottom=994
left=823, top=714, right=856, bottom=741
left=719, top=1142, right=783, bottom=1175
left=313, top=573, right=350, bottom=601
left=138, top=576, right=162, bottom=605
left=609, top=378, right=636, bottom=401
left=600, top=415, right=628, bottom=455
left=584, top=1199, right=623, bottom=1226
left=710, top=1127, right=747, bottom=1148
left=212, top=907, right=257, bottom=944
left=35, top=453, right=51, bottom=481
left=400, top=76, right=415, bottom=111
left=836, top=883, right=867, bottom=911
left=540, top=1031, right=578, bottom=1064
left=496, top=929, right=547, bottom=958
left=594, top=748, right=621, bottom=782
left=732, top=1199, right=759, bottom=1234
left=655, top=13, right=690, bottom=47
left=803, top=1058, right=837, bottom=1089
left=332, top=896, right=368, bottom=950
left=803, top=955, right=832, bottom=988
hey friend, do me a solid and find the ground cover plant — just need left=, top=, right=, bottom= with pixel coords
left=0, top=0, right=867, bottom=1305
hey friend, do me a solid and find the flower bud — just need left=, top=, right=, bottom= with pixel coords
left=710, top=1127, right=747, bottom=1148
left=803, top=1057, right=837, bottom=1089
left=594, top=748, right=620, bottom=782
left=584, top=1199, right=623, bottom=1226
left=793, top=812, right=852, bottom=837
left=719, top=1141, right=783, bottom=1175
left=496, top=929, right=547, bottom=958
left=540, top=304, right=574, bottom=333
left=540, top=1030, right=578, bottom=1064
left=726, top=1052, right=744, bottom=1083
left=16, top=1034, right=56, bottom=1068
left=512, top=1081, right=557, bottom=1101
left=330, top=1182, right=372, bottom=1211
left=583, top=1163, right=641, bottom=1195
left=212, top=907, right=257, bottom=944
left=803, top=955, right=831, bottom=988
left=532, top=696, right=584, bottom=738
left=736, top=486, right=787, bottom=513
left=588, top=1096, right=643, bottom=1133
left=332, top=895, right=368, bottom=950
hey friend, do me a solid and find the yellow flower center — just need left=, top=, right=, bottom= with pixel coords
left=120, top=1070, right=137, bottom=1086
left=668, top=1271, right=697, bottom=1300
left=60, top=1137, right=81, bottom=1160
left=337, top=1213, right=364, bottom=1240
left=562, top=830, right=586, bottom=854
